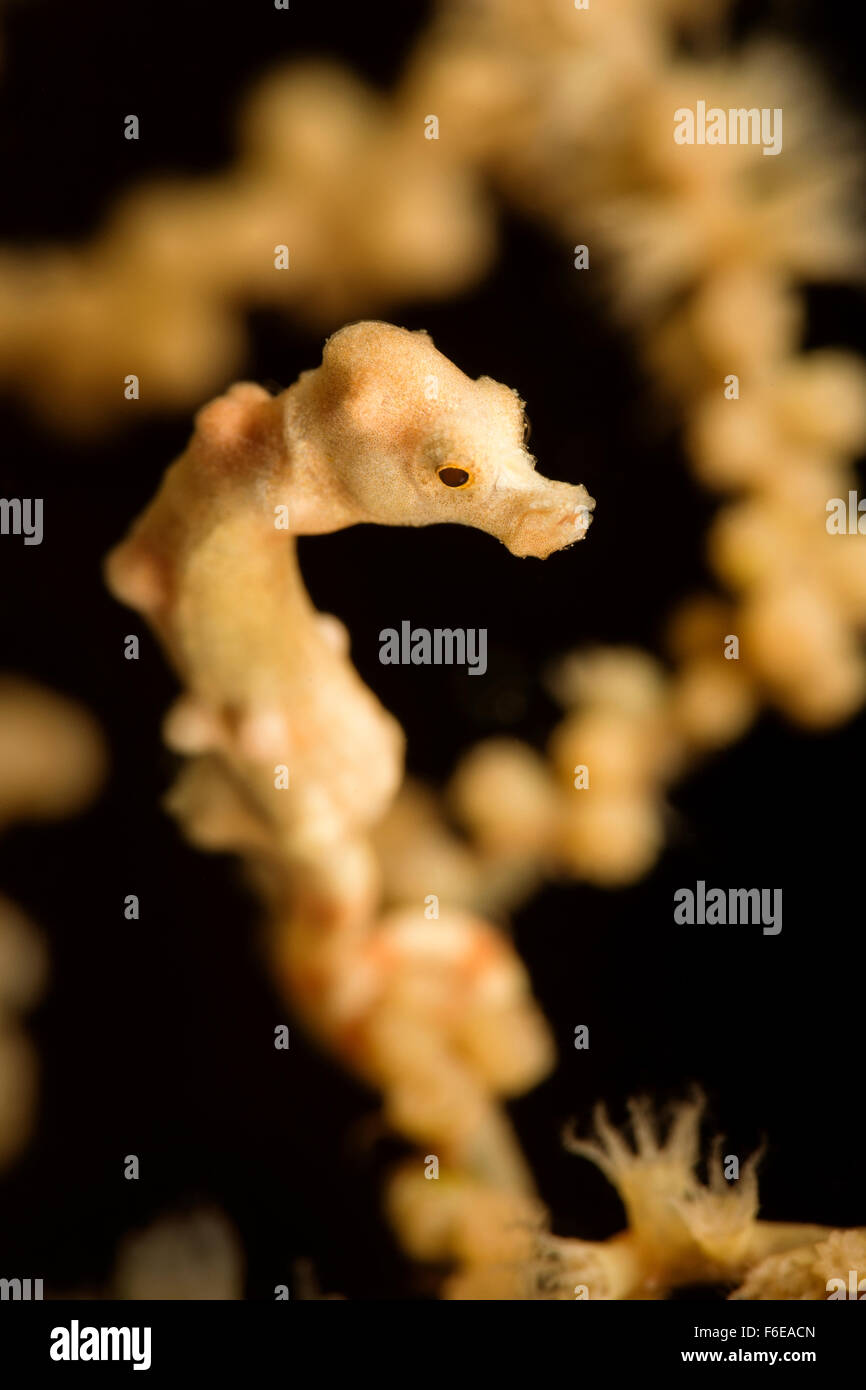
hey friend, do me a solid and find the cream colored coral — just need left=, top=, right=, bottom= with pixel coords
left=0, top=896, right=46, bottom=1013
left=550, top=1095, right=842, bottom=1300
left=0, top=895, right=46, bottom=1164
left=445, top=648, right=679, bottom=889
left=413, top=0, right=866, bottom=769
left=0, top=63, right=492, bottom=431
left=113, top=1209, right=244, bottom=1301
left=0, top=681, right=106, bottom=1167
left=372, top=776, right=545, bottom=921
left=0, top=1020, right=38, bottom=1169
left=731, top=1230, right=866, bottom=1301
left=0, top=677, right=106, bottom=831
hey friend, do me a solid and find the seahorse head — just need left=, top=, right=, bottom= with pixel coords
left=290, top=321, right=595, bottom=559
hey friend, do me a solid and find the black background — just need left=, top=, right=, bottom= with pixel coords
left=0, top=0, right=863, bottom=1299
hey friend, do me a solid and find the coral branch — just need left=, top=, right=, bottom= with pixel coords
left=550, top=1094, right=861, bottom=1300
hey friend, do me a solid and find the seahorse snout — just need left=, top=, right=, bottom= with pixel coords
left=502, top=483, right=595, bottom=559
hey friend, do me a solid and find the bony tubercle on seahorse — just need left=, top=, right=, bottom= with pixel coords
left=104, top=321, right=594, bottom=899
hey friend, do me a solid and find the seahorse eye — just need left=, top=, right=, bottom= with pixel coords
left=437, top=464, right=471, bottom=488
